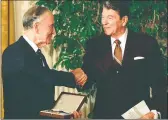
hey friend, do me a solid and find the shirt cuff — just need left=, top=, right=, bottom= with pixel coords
left=151, top=110, right=161, bottom=119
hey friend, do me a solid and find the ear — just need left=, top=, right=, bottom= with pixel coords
left=121, top=16, right=128, bottom=27
left=33, top=22, right=39, bottom=34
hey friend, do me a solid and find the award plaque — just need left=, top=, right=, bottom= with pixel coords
left=40, top=92, right=87, bottom=119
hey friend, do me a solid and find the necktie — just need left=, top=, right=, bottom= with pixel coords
left=114, top=39, right=122, bottom=65
left=36, top=49, right=49, bottom=68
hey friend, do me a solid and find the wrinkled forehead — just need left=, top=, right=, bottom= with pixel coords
left=39, top=11, right=54, bottom=24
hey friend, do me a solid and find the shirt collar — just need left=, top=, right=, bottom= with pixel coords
left=23, top=35, right=39, bottom=52
left=111, top=28, right=128, bottom=45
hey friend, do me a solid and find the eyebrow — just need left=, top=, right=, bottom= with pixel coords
left=101, top=15, right=114, bottom=18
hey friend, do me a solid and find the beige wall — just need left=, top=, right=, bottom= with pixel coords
left=14, top=1, right=36, bottom=40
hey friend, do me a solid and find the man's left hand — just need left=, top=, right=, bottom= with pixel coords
left=71, top=111, right=82, bottom=119
left=140, top=112, right=155, bottom=119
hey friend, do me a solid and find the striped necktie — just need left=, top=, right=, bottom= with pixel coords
left=114, top=39, right=122, bottom=65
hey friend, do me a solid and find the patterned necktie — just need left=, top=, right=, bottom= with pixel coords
left=36, top=49, right=49, bottom=68
left=114, top=39, right=122, bottom=65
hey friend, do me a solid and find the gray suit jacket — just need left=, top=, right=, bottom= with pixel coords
left=82, top=30, right=167, bottom=118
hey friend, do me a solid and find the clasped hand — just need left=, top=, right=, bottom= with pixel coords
left=71, top=68, right=87, bottom=87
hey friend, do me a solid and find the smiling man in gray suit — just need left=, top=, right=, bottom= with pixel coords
left=81, top=1, right=167, bottom=119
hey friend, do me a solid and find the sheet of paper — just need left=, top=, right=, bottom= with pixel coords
left=121, top=100, right=150, bottom=119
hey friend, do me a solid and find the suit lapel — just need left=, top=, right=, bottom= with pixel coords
left=19, top=36, right=42, bottom=67
left=95, top=35, right=113, bottom=73
left=102, top=35, right=113, bottom=70
left=19, top=36, right=36, bottom=55
left=122, top=30, right=135, bottom=67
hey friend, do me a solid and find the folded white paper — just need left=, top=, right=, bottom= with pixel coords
left=134, top=56, right=145, bottom=60
left=121, top=100, right=150, bottom=119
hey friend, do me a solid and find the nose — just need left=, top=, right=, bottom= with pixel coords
left=101, top=18, right=108, bottom=25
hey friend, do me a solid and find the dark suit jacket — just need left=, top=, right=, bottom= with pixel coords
left=82, top=30, right=167, bottom=118
left=2, top=36, right=76, bottom=119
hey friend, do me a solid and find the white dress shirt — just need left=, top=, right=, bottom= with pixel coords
left=23, top=35, right=38, bottom=52
left=23, top=35, right=45, bottom=67
left=111, top=28, right=128, bottom=59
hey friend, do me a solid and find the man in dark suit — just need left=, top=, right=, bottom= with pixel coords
left=2, top=6, right=87, bottom=119
left=82, top=1, right=167, bottom=119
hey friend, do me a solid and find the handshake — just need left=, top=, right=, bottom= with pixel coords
left=71, top=68, right=87, bottom=87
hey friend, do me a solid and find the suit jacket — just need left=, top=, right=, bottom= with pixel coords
left=82, top=30, right=167, bottom=118
left=2, top=36, right=76, bottom=119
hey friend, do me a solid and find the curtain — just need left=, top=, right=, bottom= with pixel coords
left=1, top=0, right=15, bottom=118
left=2, top=1, right=15, bottom=52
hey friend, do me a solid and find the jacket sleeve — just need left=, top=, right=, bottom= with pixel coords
left=81, top=39, right=101, bottom=89
left=2, top=47, right=77, bottom=89
left=146, top=36, right=167, bottom=118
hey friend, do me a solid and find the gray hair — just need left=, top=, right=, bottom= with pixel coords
left=22, top=6, right=50, bottom=30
